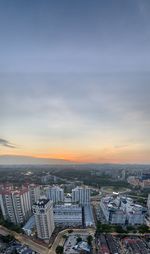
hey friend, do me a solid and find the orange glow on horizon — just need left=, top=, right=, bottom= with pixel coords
left=1, top=146, right=150, bottom=164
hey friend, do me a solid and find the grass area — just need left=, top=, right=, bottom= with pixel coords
left=101, top=186, right=130, bottom=193
left=96, top=222, right=150, bottom=234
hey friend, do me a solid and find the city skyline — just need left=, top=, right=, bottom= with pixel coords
left=1, top=0, right=150, bottom=164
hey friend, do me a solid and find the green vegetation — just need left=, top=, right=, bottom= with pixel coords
left=76, top=236, right=82, bottom=243
left=68, top=229, right=73, bottom=234
left=1, top=220, right=23, bottom=233
left=96, top=221, right=150, bottom=234
left=137, top=225, right=150, bottom=234
left=0, top=209, right=23, bottom=233
left=62, top=234, right=68, bottom=240
left=87, top=235, right=93, bottom=246
left=136, top=197, right=147, bottom=206
left=55, top=245, right=64, bottom=254
left=96, top=222, right=127, bottom=234
left=91, top=190, right=99, bottom=196
left=0, top=234, right=15, bottom=243
left=126, top=225, right=135, bottom=232
left=102, top=186, right=129, bottom=193
left=53, top=168, right=130, bottom=189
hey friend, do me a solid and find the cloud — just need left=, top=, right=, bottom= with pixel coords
left=114, top=144, right=129, bottom=149
left=0, top=138, right=16, bottom=148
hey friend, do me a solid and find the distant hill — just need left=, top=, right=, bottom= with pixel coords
left=0, top=155, right=71, bottom=165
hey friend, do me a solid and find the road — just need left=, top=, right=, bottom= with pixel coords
left=1, top=224, right=149, bottom=254
left=0, top=225, right=48, bottom=254
left=0, top=225, right=96, bottom=254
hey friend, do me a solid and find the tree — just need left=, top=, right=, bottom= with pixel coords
left=87, top=235, right=93, bottom=246
left=76, top=237, right=82, bottom=243
left=55, top=245, right=64, bottom=254
left=62, top=234, right=68, bottom=240
left=0, top=234, right=15, bottom=243
left=68, top=229, right=73, bottom=234
left=138, top=225, right=150, bottom=234
left=126, top=225, right=135, bottom=232
left=115, top=225, right=126, bottom=234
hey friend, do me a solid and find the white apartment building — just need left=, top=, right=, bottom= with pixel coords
left=147, top=194, right=150, bottom=216
left=28, top=184, right=41, bottom=206
left=0, top=188, right=31, bottom=224
left=33, top=198, right=55, bottom=241
left=72, top=186, right=91, bottom=205
left=46, top=186, right=64, bottom=204
left=0, top=190, right=16, bottom=224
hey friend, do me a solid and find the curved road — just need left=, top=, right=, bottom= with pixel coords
left=0, top=225, right=47, bottom=254
left=0, top=225, right=95, bottom=254
left=48, top=228, right=95, bottom=254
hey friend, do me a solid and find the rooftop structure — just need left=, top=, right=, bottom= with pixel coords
left=53, top=204, right=82, bottom=227
left=123, top=237, right=149, bottom=254
left=22, top=215, right=35, bottom=236
left=84, top=205, right=95, bottom=227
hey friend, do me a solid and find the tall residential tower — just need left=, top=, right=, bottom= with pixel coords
left=33, top=198, right=55, bottom=241
left=72, top=186, right=91, bottom=205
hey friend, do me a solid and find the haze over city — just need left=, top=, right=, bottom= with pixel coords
left=1, top=0, right=150, bottom=164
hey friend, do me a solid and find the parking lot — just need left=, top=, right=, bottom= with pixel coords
left=64, top=233, right=91, bottom=254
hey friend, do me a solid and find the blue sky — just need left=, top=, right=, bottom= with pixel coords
left=0, top=0, right=150, bottom=163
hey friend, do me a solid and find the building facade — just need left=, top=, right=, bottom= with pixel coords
left=33, top=198, right=55, bottom=241
left=147, top=194, right=150, bottom=216
left=0, top=188, right=31, bottom=224
left=28, top=184, right=41, bottom=206
left=100, top=195, right=146, bottom=225
left=46, top=186, right=64, bottom=204
left=72, top=187, right=91, bottom=205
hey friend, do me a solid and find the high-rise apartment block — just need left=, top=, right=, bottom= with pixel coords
left=72, top=186, right=91, bottom=205
left=147, top=194, right=150, bottom=216
left=0, top=188, right=31, bottom=224
left=28, top=184, right=41, bottom=206
left=33, top=198, right=55, bottom=241
left=46, top=186, right=64, bottom=204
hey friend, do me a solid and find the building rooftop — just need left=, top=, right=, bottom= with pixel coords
left=22, top=216, right=35, bottom=231
left=35, top=198, right=49, bottom=207
left=101, top=195, right=147, bottom=214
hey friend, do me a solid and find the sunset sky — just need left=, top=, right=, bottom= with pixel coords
left=0, top=0, right=150, bottom=164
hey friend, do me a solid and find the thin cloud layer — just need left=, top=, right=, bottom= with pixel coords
left=0, top=0, right=150, bottom=163
left=0, top=138, right=16, bottom=149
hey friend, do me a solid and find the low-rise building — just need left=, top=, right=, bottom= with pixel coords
left=22, top=215, right=35, bottom=236
left=53, top=204, right=82, bottom=226
left=100, top=195, right=147, bottom=225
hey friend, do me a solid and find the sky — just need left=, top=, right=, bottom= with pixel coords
left=0, top=0, right=150, bottom=164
